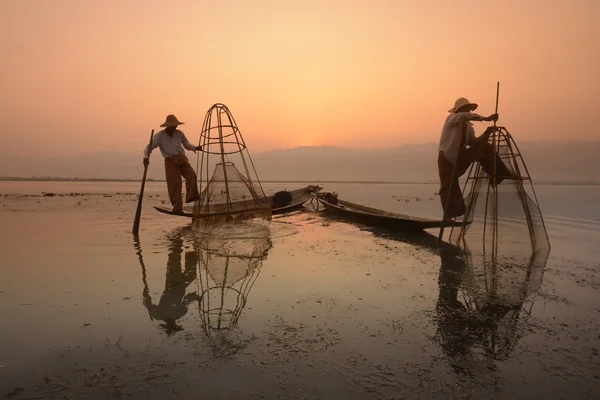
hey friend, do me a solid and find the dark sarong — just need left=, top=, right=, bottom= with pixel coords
left=438, top=135, right=513, bottom=219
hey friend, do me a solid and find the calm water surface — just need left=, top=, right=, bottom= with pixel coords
left=2, top=180, right=599, bottom=219
left=0, top=181, right=599, bottom=399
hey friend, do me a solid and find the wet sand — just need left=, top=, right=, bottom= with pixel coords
left=0, top=189, right=599, bottom=399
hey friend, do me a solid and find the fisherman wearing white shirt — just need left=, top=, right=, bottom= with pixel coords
left=143, top=114, right=202, bottom=213
left=437, top=98, right=513, bottom=221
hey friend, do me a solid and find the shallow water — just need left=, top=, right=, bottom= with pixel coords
left=0, top=182, right=599, bottom=399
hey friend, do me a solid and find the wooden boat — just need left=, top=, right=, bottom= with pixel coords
left=314, top=192, right=447, bottom=231
left=154, top=185, right=322, bottom=217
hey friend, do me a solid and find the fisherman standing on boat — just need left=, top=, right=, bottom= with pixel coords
left=143, top=114, right=203, bottom=213
left=437, top=98, right=514, bottom=222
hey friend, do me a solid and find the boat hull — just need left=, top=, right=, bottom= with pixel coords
left=154, top=185, right=321, bottom=218
left=315, top=195, right=446, bottom=231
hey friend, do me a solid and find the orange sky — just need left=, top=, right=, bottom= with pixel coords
left=1, top=0, right=598, bottom=156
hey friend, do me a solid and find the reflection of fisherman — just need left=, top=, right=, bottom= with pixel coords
left=436, top=246, right=475, bottom=368
left=436, top=246, right=518, bottom=373
left=143, top=232, right=200, bottom=335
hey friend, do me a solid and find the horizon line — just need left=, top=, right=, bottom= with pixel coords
left=1, top=177, right=599, bottom=186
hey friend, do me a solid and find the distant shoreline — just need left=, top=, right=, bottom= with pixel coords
left=0, top=177, right=599, bottom=186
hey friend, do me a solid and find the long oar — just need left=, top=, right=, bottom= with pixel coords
left=132, top=129, right=154, bottom=234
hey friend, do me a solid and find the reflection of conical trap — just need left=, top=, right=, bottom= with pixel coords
left=438, top=245, right=548, bottom=365
left=462, top=247, right=548, bottom=359
left=449, top=127, right=550, bottom=265
left=196, top=224, right=272, bottom=336
left=193, top=104, right=271, bottom=227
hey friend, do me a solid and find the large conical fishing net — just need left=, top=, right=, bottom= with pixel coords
left=193, top=103, right=271, bottom=228
left=195, top=223, right=272, bottom=338
left=449, top=126, right=551, bottom=266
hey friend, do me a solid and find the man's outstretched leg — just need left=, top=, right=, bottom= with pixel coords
left=180, top=157, right=199, bottom=203
left=165, top=157, right=183, bottom=212
left=466, top=135, right=515, bottom=186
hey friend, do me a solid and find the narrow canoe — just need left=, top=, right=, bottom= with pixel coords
left=314, top=193, right=446, bottom=231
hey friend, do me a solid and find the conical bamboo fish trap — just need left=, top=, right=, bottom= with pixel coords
left=448, top=126, right=551, bottom=266
left=193, top=103, right=271, bottom=228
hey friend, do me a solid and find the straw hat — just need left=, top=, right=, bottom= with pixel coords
left=160, top=114, right=185, bottom=127
left=448, top=98, right=478, bottom=113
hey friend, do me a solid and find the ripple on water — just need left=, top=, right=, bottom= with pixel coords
left=192, top=219, right=299, bottom=240
left=28, top=219, right=182, bottom=255
left=29, top=218, right=300, bottom=256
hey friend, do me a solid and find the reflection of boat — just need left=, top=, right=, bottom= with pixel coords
left=314, top=192, right=446, bottom=231
left=436, top=245, right=549, bottom=373
left=154, top=185, right=322, bottom=217
left=370, top=227, right=456, bottom=252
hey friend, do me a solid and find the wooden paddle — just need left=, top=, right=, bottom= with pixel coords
left=132, top=129, right=154, bottom=235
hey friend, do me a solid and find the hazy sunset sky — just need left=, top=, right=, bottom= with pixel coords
left=2, top=0, right=598, bottom=156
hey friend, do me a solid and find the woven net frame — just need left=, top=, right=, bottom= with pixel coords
left=448, top=127, right=550, bottom=261
left=193, top=104, right=271, bottom=227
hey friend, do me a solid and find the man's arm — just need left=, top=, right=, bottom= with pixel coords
left=180, top=131, right=202, bottom=152
left=472, top=113, right=499, bottom=122
left=143, top=132, right=161, bottom=161
left=448, top=112, right=498, bottom=126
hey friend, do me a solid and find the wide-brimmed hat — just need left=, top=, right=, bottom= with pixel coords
left=160, top=114, right=185, bottom=127
left=448, top=98, right=478, bottom=113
